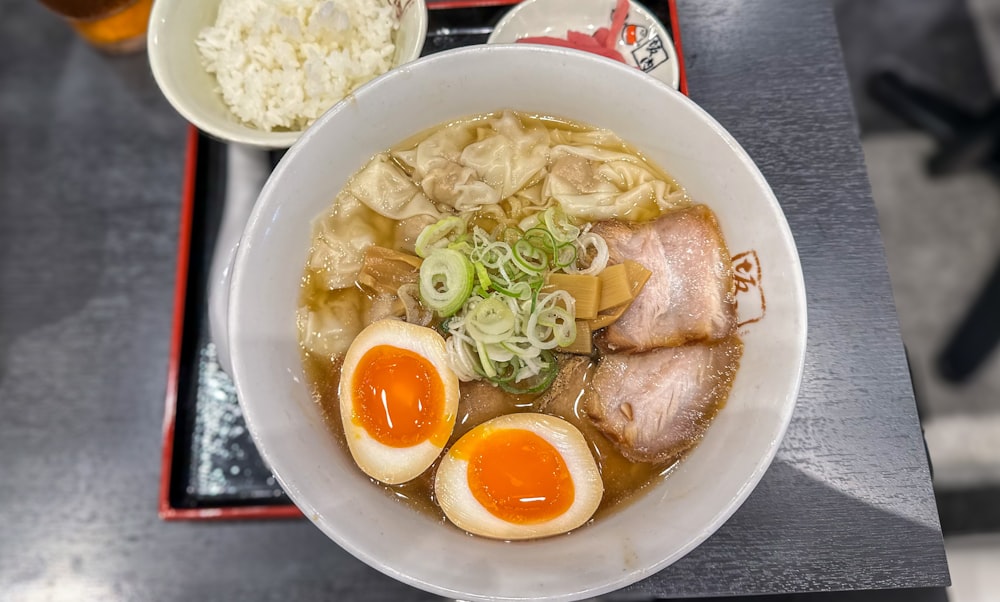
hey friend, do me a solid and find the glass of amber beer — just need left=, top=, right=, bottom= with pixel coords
left=38, top=0, right=153, bottom=53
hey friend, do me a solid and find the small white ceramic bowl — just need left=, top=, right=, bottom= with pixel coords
left=227, top=45, right=806, bottom=601
left=489, top=0, right=680, bottom=90
left=147, top=0, right=428, bottom=148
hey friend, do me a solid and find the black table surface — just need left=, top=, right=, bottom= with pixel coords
left=0, top=0, right=950, bottom=600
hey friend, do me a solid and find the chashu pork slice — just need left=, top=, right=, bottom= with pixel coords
left=585, top=338, right=743, bottom=463
left=592, top=205, right=736, bottom=353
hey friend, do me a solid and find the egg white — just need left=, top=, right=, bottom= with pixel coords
left=435, top=413, right=604, bottom=540
left=339, top=319, right=459, bottom=485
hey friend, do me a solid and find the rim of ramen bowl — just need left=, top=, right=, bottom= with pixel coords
left=229, top=44, right=807, bottom=601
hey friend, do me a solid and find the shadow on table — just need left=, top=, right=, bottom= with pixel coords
left=99, top=45, right=174, bottom=110
left=0, top=200, right=107, bottom=385
left=0, top=15, right=181, bottom=384
left=660, top=587, right=947, bottom=602
left=630, top=460, right=949, bottom=598
left=0, top=32, right=107, bottom=384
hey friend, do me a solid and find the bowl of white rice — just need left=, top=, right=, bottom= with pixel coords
left=148, top=0, right=428, bottom=148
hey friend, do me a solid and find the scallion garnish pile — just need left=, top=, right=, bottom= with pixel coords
left=416, top=208, right=609, bottom=393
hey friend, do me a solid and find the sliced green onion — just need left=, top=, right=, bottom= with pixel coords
left=497, top=225, right=524, bottom=247
left=491, top=362, right=518, bottom=383
left=513, top=239, right=548, bottom=273
left=543, top=206, right=581, bottom=243
left=498, top=351, right=559, bottom=394
left=419, top=248, right=474, bottom=316
left=501, top=337, right=541, bottom=359
left=554, top=243, right=578, bottom=269
left=566, top=232, right=609, bottom=275
left=540, top=307, right=576, bottom=347
left=475, top=339, right=497, bottom=378
left=415, top=216, right=466, bottom=258
left=465, top=297, right=516, bottom=344
left=474, top=262, right=492, bottom=290
left=446, top=333, right=480, bottom=381
left=523, top=227, right=557, bottom=255
left=509, top=281, right=535, bottom=300
left=518, top=213, right=541, bottom=232
left=415, top=212, right=606, bottom=393
left=448, top=238, right=473, bottom=255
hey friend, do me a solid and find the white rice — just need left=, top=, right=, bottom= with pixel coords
left=196, top=0, right=400, bottom=131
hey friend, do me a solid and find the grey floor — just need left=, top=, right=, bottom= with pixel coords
left=834, top=0, right=1000, bottom=600
left=835, top=0, right=1000, bottom=486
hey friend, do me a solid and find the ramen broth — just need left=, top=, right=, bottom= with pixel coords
left=301, top=351, right=728, bottom=521
left=299, top=111, right=739, bottom=527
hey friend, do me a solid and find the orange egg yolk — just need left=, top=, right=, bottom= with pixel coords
left=464, top=428, right=574, bottom=524
left=351, top=345, right=447, bottom=448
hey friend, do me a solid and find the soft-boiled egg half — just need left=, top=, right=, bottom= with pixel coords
left=339, top=319, right=459, bottom=484
left=435, top=413, right=603, bottom=540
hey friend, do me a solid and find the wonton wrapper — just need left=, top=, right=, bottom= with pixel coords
left=297, top=291, right=366, bottom=359
left=460, top=112, right=550, bottom=199
left=394, top=214, right=438, bottom=255
left=308, top=193, right=384, bottom=290
left=548, top=126, right=629, bottom=150
left=420, top=160, right=501, bottom=211
left=348, top=153, right=441, bottom=220
left=544, top=145, right=687, bottom=221
left=394, top=121, right=478, bottom=178
left=393, top=112, right=552, bottom=213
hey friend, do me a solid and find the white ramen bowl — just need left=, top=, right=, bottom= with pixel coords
left=228, top=45, right=807, bottom=601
